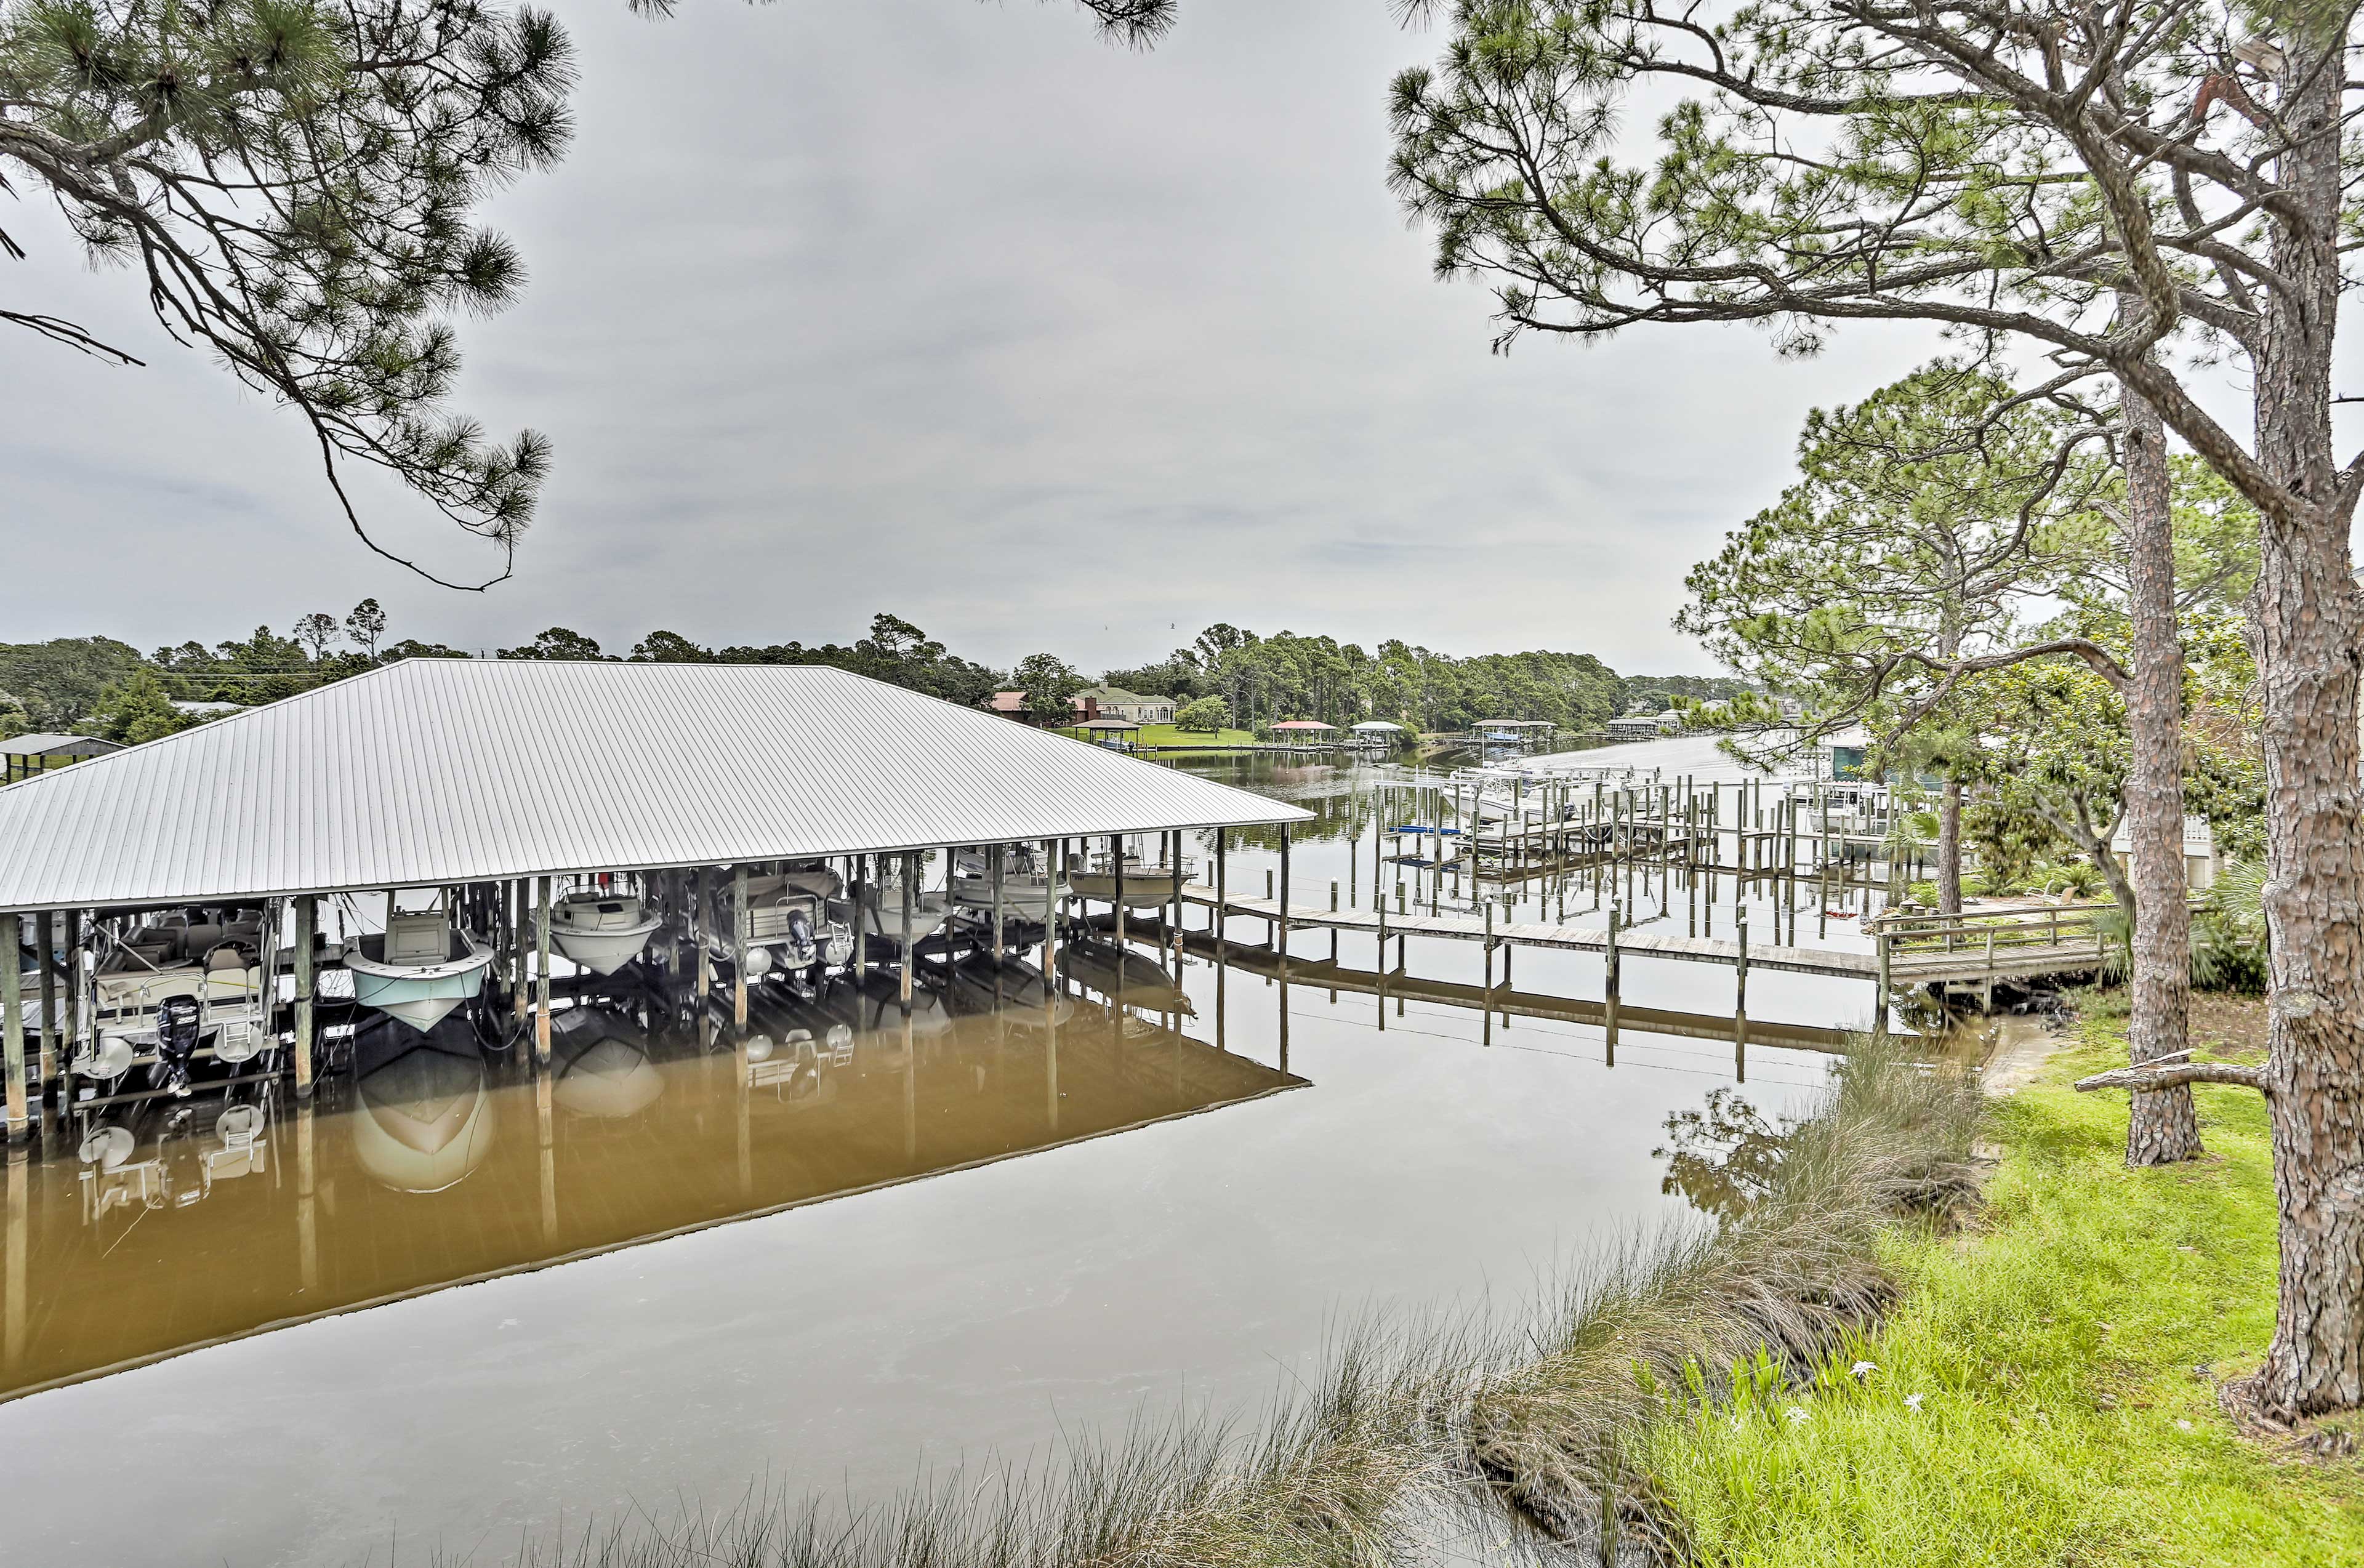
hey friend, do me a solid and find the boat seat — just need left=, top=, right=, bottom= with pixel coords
left=206, top=946, right=248, bottom=972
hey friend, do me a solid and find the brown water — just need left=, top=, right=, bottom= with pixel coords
left=0, top=746, right=1886, bottom=1568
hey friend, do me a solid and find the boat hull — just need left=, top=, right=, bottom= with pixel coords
left=345, top=934, right=494, bottom=1033
left=550, top=914, right=661, bottom=976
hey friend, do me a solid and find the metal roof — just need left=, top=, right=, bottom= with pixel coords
left=0, top=659, right=1311, bottom=912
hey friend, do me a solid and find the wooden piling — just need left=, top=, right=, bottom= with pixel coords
left=1604, top=898, right=1622, bottom=1059
left=1277, top=822, right=1292, bottom=965
left=36, top=911, right=57, bottom=1095
left=534, top=875, right=553, bottom=1060
left=2, top=915, right=25, bottom=1141
left=1734, top=906, right=1749, bottom=1044
left=899, top=852, right=916, bottom=1013
left=991, top=845, right=1005, bottom=963
left=63, top=908, right=81, bottom=1108
left=513, top=877, right=531, bottom=1018
left=732, top=864, right=750, bottom=1027
left=293, top=894, right=317, bottom=1098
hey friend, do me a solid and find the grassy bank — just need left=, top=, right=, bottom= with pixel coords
left=1633, top=1001, right=2364, bottom=1566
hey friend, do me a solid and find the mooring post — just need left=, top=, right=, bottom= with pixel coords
left=1875, top=924, right=1892, bottom=1036
left=1112, top=834, right=1129, bottom=957
left=1604, top=898, right=1622, bottom=1061
left=2, top=915, right=25, bottom=1141
left=293, top=894, right=317, bottom=1098
left=535, top=875, right=553, bottom=1061
left=732, top=864, right=750, bottom=1027
left=1735, top=906, right=1750, bottom=1046
left=899, top=853, right=915, bottom=1015
left=1483, top=900, right=1495, bottom=1000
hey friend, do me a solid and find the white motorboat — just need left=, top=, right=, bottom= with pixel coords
left=549, top=888, right=661, bottom=975
left=1067, top=848, right=1196, bottom=909
left=949, top=846, right=1069, bottom=915
left=857, top=876, right=958, bottom=950
left=344, top=904, right=493, bottom=1033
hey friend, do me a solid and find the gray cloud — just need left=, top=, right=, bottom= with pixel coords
left=6, top=0, right=1992, bottom=673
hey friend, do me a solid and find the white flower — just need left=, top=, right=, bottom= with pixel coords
left=1729, top=1417, right=1745, bottom=1433
left=2176, top=1418, right=2194, bottom=1432
left=1785, top=1405, right=1810, bottom=1425
left=1904, top=1393, right=1925, bottom=1413
left=1851, top=1360, right=1878, bottom=1379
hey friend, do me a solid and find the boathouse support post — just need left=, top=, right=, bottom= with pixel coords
left=899, top=853, right=915, bottom=1015
left=292, top=895, right=317, bottom=1098
left=1112, top=835, right=1128, bottom=956
left=535, top=875, right=553, bottom=1061
left=1875, top=927, right=1892, bottom=1037
left=34, top=911, right=58, bottom=1096
left=1170, top=835, right=1184, bottom=970
left=991, top=845, right=1005, bottom=964
left=693, top=869, right=712, bottom=1008
left=513, top=878, right=532, bottom=1017
left=63, top=908, right=81, bottom=1107
left=2, top=915, right=25, bottom=1140
left=733, top=864, right=750, bottom=1027
left=853, top=855, right=868, bottom=981
left=1278, top=823, right=1292, bottom=968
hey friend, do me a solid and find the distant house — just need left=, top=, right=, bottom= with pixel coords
left=987, top=690, right=1100, bottom=726
left=1073, top=686, right=1175, bottom=726
left=1605, top=711, right=1681, bottom=741
left=2110, top=814, right=2221, bottom=892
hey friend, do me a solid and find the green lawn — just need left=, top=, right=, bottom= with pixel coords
left=1056, top=723, right=1261, bottom=748
left=1636, top=1002, right=2364, bottom=1567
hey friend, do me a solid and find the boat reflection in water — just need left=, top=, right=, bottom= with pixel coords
left=0, top=970, right=1303, bottom=1402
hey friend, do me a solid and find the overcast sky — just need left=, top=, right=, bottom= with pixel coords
left=0, top=0, right=2110, bottom=677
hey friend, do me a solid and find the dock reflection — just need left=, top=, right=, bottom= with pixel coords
left=1, top=969, right=1303, bottom=1402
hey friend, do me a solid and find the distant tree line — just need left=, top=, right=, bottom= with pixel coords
left=2, top=607, right=1735, bottom=746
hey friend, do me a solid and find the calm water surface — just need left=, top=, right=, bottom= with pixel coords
left=1, top=743, right=1886, bottom=1567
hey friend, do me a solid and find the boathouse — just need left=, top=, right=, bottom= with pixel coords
left=0, top=659, right=1311, bottom=1137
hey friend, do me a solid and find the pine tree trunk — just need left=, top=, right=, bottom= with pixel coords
left=1934, top=776, right=1963, bottom=917
left=2238, top=39, right=2364, bottom=1421
left=2118, top=376, right=2200, bottom=1167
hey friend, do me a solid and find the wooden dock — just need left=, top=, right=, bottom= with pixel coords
left=1177, top=888, right=1877, bottom=979
left=1114, top=883, right=2117, bottom=1001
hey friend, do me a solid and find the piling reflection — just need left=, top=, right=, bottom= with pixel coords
left=1, top=971, right=1303, bottom=1402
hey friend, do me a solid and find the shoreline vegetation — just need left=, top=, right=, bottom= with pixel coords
left=465, top=1007, right=2362, bottom=1568
left=470, top=1042, right=1993, bottom=1568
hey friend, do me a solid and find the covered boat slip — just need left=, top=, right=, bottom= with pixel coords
left=0, top=660, right=1312, bottom=1137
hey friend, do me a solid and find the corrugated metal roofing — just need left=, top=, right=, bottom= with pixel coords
left=0, top=660, right=1311, bottom=911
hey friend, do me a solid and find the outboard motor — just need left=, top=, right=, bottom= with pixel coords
left=782, top=906, right=819, bottom=970
left=153, top=994, right=201, bottom=1098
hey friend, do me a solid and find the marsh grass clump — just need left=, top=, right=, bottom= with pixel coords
left=492, top=1321, right=1468, bottom=1568
left=1460, top=1040, right=1985, bottom=1562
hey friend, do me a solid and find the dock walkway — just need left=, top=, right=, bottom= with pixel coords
left=1147, top=885, right=2112, bottom=993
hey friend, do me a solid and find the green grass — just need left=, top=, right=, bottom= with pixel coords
left=1056, top=723, right=1261, bottom=747
left=1634, top=1013, right=2364, bottom=1567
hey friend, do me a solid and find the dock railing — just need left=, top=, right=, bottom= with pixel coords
left=1868, top=902, right=2112, bottom=957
